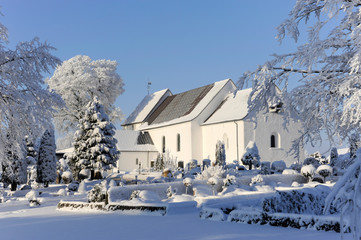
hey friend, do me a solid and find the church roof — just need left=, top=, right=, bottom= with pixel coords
left=203, top=88, right=252, bottom=125
left=139, top=79, right=233, bottom=129
left=115, top=130, right=158, bottom=152
left=123, top=89, right=171, bottom=125
left=146, top=84, right=214, bottom=125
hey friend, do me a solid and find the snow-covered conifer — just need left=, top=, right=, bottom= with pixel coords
left=69, top=97, right=119, bottom=180
left=25, top=135, right=38, bottom=185
left=329, top=147, right=338, bottom=167
left=155, top=153, right=164, bottom=171
left=47, top=55, right=124, bottom=149
left=349, top=133, right=360, bottom=160
left=37, top=130, right=57, bottom=187
left=241, top=141, right=260, bottom=170
left=215, top=140, right=226, bottom=167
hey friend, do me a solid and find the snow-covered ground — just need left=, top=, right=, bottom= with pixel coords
left=0, top=203, right=351, bottom=240
left=0, top=186, right=351, bottom=240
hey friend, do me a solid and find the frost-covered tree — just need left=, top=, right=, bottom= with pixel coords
left=68, top=97, right=119, bottom=180
left=237, top=0, right=361, bottom=157
left=215, top=140, right=226, bottom=167
left=301, top=165, right=316, bottom=182
left=1, top=131, right=27, bottom=191
left=25, top=135, right=37, bottom=185
left=46, top=55, right=124, bottom=149
left=155, top=153, right=164, bottom=171
left=37, top=129, right=57, bottom=187
left=349, top=133, right=360, bottom=160
left=241, top=141, right=260, bottom=170
left=329, top=147, right=339, bottom=167
left=0, top=18, right=62, bottom=188
left=324, top=149, right=361, bottom=240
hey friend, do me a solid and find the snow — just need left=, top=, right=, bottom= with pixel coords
left=203, top=88, right=252, bottom=125
left=124, top=89, right=171, bottom=125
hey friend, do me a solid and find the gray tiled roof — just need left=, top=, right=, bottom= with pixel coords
left=146, top=83, right=214, bottom=125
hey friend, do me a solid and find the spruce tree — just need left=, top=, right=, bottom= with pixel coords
left=155, top=153, right=164, bottom=171
left=69, top=97, right=119, bottom=180
left=37, top=129, right=57, bottom=187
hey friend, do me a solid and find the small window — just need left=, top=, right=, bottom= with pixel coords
left=162, top=136, right=166, bottom=153
left=271, top=133, right=280, bottom=148
left=271, top=135, right=276, bottom=148
left=177, top=161, right=184, bottom=169
left=136, top=158, right=139, bottom=165
left=177, top=134, right=181, bottom=152
left=150, top=161, right=155, bottom=168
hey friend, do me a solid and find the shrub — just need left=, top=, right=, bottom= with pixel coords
left=271, top=160, right=286, bottom=173
left=316, top=165, right=333, bottom=182
left=241, top=141, right=260, bottom=170
left=301, top=165, right=316, bottom=182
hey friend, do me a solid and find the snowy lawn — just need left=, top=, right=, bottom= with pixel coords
left=0, top=204, right=351, bottom=240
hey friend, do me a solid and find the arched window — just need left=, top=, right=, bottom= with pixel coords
left=177, top=134, right=181, bottom=152
left=270, top=133, right=280, bottom=148
left=162, top=136, right=166, bottom=153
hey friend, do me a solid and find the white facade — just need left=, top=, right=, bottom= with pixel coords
left=120, top=79, right=304, bottom=169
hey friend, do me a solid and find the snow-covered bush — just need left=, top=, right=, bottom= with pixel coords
left=241, top=141, right=260, bottom=170
left=271, top=160, right=286, bottom=173
left=250, top=174, right=264, bottom=186
left=262, top=187, right=334, bottom=215
left=196, top=165, right=225, bottom=181
left=189, top=159, right=198, bottom=170
left=67, top=181, right=79, bottom=192
left=166, top=186, right=176, bottom=198
left=260, top=161, right=271, bottom=175
left=207, top=177, right=219, bottom=196
left=290, top=162, right=302, bottom=172
left=129, top=190, right=141, bottom=200
left=311, top=151, right=327, bottom=165
left=88, top=182, right=107, bottom=203
left=301, top=165, right=316, bottom=182
left=202, top=159, right=211, bottom=169
left=316, top=165, right=333, bottom=182
left=223, top=174, right=236, bottom=187
left=215, top=140, right=226, bottom=167
left=62, top=171, right=73, bottom=184
left=303, top=157, right=320, bottom=168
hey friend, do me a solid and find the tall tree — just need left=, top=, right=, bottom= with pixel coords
left=238, top=0, right=361, bottom=156
left=37, top=129, right=57, bottom=187
left=46, top=55, right=124, bottom=148
left=0, top=16, right=61, bottom=189
left=68, top=97, right=119, bottom=180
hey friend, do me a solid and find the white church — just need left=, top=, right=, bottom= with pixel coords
left=118, top=79, right=304, bottom=171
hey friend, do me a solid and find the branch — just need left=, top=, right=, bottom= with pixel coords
left=273, top=67, right=348, bottom=74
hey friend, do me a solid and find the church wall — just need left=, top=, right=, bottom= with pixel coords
left=243, top=109, right=304, bottom=166
left=117, top=151, right=158, bottom=172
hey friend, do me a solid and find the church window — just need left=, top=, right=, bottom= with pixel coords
left=162, top=136, right=166, bottom=153
left=177, top=134, right=181, bottom=152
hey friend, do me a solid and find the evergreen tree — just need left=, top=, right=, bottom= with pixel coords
left=155, top=153, right=164, bottom=171
left=215, top=141, right=226, bottom=167
left=69, top=97, right=119, bottom=180
left=25, top=135, right=38, bottom=185
left=1, top=131, right=27, bottom=191
left=349, top=133, right=360, bottom=160
left=37, top=130, right=57, bottom=187
left=329, top=147, right=338, bottom=167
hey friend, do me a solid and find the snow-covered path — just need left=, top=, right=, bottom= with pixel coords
left=0, top=204, right=350, bottom=240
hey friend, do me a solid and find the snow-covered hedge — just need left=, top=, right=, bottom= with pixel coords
left=228, top=210, right=345, bottom=233
left=262, top=186, right=336, bottom=215
left=108, top=181, right=186, bottom=202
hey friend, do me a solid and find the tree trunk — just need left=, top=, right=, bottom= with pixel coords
left=11, top=182, right=17, bottom=191
left=44, top=181, right=49, bottom=188
left=249, top=163, right=252, bottom=170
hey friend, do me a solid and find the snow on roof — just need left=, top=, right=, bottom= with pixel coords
left=203, top=88, right=252, bottom=125
left=115, top=130, right=158, bottom=152
left=123, top=89, right=171, bottom=125
left=139, top=79, right=232, bottom=130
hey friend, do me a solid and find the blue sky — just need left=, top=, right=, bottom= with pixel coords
left=1, top=0, right=300, bottom=118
